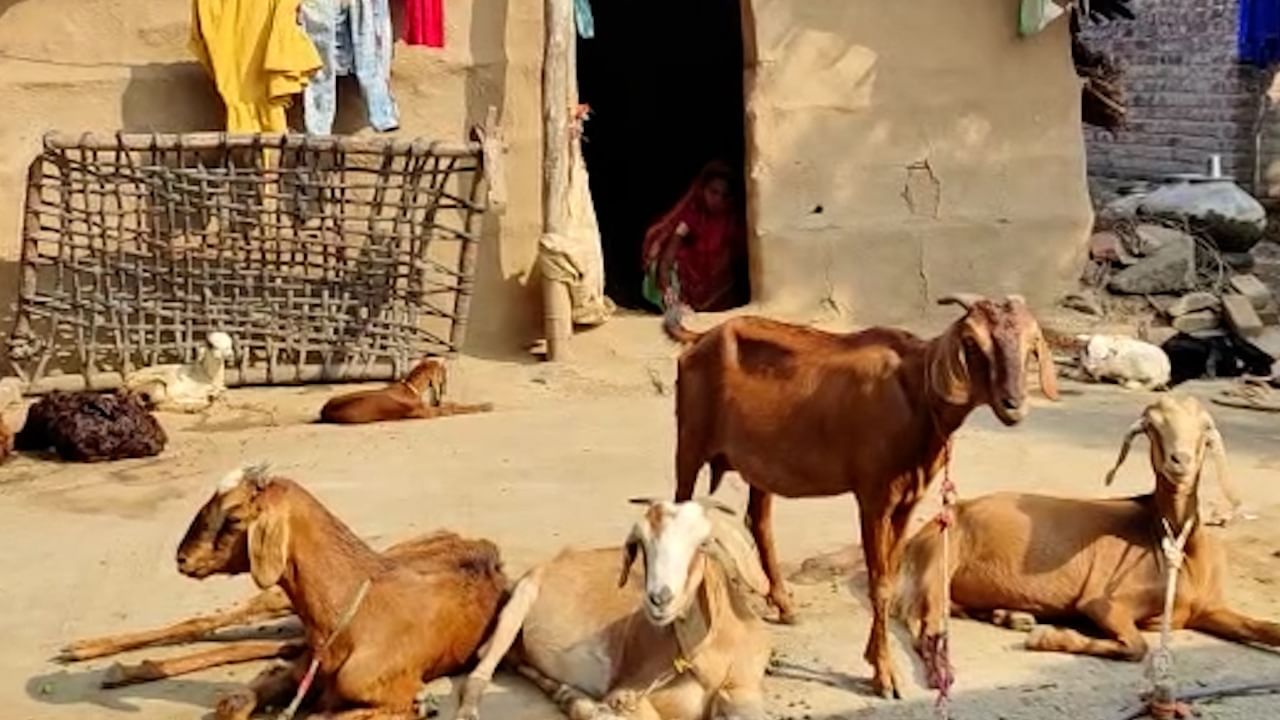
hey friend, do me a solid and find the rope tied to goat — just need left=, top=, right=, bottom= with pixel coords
left=931, top=440, right=959, bottom=718
left=277, top=578, right=373, bottom=720
left=1141, top=517, right=1195, bottom=720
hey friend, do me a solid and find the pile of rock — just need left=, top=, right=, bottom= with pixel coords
left=1078, top=166, right=1279, bottom=384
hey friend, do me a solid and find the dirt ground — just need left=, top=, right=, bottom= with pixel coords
left=2, top=315, right=1279, bottom=720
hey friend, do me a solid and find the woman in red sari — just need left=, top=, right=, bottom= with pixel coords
left=640, top=161, right=746, bottom=312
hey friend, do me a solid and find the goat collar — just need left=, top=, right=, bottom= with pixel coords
left=639, top=555, right=733, bottom=700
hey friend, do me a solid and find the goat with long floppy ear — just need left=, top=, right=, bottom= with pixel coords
left=700, top=504, right=770, bottom=597
left=1103, top=408, right=1242, bottom=519
left=1202, top=413, right=1242, bottom=518
left=1006, top=294, right=1061, bottom=402
left=248, top=494, right=290, bottom=589
left=618, top=497, right=659, bottom=587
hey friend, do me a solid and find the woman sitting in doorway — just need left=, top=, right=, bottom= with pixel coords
left=640, top=161, right=747, bottom=312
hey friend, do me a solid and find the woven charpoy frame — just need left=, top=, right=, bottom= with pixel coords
left=7, top=129, right=495, bottom=392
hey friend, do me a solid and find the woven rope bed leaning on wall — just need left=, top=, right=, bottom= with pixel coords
left=5, top=117, right=503, bottom=394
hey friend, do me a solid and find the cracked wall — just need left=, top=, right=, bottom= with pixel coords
left=744, top=0, right=1092, bottom=325
left=0, top=0, right=543, bottom=355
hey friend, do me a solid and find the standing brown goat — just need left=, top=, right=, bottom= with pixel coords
left=175, top=465, right=507, bottom=719
left=319, top=357, right=492, bottom=424
left=663, top=293, right=1058, bottom=697
left=897, top=395, right=1279, bottom=682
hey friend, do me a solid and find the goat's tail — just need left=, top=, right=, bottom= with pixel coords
left=456, top=569, right=543, bottom=720
left=663, top=301, right=702, bottom=345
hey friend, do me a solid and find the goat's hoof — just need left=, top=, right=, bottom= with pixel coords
left=604, top=689, right=641, bottom=713
left=1024, top=626, right=1054, bottom=651
left=214, top=691, right=255, bottom=720
left=993, top=609, right=1037, bottom=633
left=871, top=677, right=901, bottom=700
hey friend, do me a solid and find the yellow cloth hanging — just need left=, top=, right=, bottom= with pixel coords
left=190, top=0, right=323, bottom=132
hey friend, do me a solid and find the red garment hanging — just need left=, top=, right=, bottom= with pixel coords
left=404, top=0, right=444, bottom=47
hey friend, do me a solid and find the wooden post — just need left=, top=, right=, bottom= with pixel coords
left=541, top=0, right=573, bottom=361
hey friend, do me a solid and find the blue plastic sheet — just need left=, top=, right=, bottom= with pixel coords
left=1240, top=0, right=1280, bottom=67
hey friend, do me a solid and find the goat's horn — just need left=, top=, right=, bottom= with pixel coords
left=937, top=293, right=983, bottom=310
left=627, top=497, right=662, bottom=507
left=1105, top=418, right=1147, bottom=486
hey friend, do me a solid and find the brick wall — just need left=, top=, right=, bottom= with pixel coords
left=1082, top=0, right=1267, bottom=188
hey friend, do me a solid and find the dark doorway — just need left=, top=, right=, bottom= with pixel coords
left=577, top=0, right=748, bottom=310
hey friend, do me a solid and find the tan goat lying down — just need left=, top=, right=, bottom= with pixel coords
left=897, top=395, right=1280, bottom=687
left=173, top=466, right=507, bottom=719
left=455, top=499, right=772, bottom=720
left=319, top=357, right=492, bottom=424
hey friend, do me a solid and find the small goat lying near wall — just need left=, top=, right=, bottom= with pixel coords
left=176, top=465, right=507, bottom=719
left=897, top=395, right=1278, bottom=685
left=455, top=498, right=771, bottom=720
left=15, top=391, right=166, bottom=462
left=125, top=332, right=235, bottom=412
left=319, top=357, right=492, bottom=424
left=1076, top=333, right=1171, bottom=390
left=663, top=292, right=1057, bottom=698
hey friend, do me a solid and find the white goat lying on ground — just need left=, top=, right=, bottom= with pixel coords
left=896, top=395, right=1277, bottom=688
left=455, top=498, right=771, bottom=720
left=125, top=332, right=234, bottom=412
left=1076, top=333, right=1171, bottom=390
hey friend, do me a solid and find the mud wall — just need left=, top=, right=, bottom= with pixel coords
left=0, top=0, right=541, bottom=355
left=743, top=0, right=1092, bottom=324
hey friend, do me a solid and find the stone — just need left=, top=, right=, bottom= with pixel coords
left=1140, top=325, right=1179, bottom=347
left=1132, top=224, right=1193, bottom=257
left=1089, top=231, right=1134, bottom=264
left=1107, top=236, right=1196, bottom=295
left=1138, top=178, right=1266, bottom=253
left=1245, top=327, right=1280, bottom=361
left=1220, top=252, right=1257, bottom=273
left=1228, top=274, right=1274, bottom=310
left=1060, top=290, right=1103, bottom=316
left=1223, top=294, right=1265, bottom=338
left=1259, top=301, right=1280, bottom=326
left=1165, top=291, right=1221, bottom=318
left=1172, top=310, right=1220, bottom=334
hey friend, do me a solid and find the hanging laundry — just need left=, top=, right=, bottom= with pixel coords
left=301, top=0, right=401, bottom=135
left=574, top=0, right=595, bottom=40
left=1240, top=0, right=1280, bottom=67
left=405, top=0, right=445, bottom=47
left=189, top=0, right=322, bottom=132
left=1018, top=0, right=1066, bottom=37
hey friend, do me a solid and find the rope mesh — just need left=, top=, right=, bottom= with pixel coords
left=7, top=132, right=488, bottom=390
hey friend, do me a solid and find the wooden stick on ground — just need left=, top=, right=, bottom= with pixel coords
left=59, top=589, right=292, bottom=662
left=100, top=640, right=306, bottom=689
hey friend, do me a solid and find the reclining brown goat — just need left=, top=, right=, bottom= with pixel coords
left=897, top=394, right=1279, bottom=687
left=319, top=357, right=492, bottom=424
left=663, top=292, right=1057, bottom=698
left=455, top=498, right=771, bottom=720
left=174, top=465, right=508, bottom=719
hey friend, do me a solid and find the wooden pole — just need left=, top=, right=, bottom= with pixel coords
left=541, top=0, right=574, bottom=361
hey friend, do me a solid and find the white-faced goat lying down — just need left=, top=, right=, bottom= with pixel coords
left=175, top=466, right=508, bottom=719
left=125, top=332, right=235, bottom=413
left=454, top=499, right=771, bottom=720
left=896, top=395, right=1280, bottom=687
